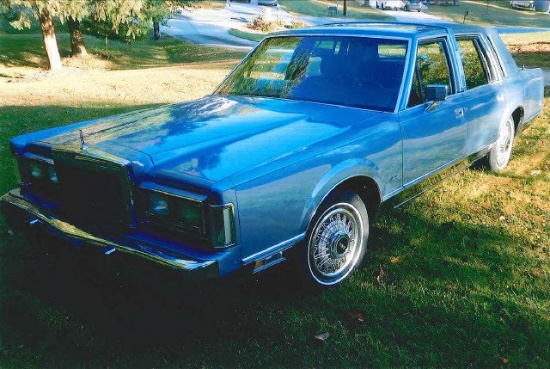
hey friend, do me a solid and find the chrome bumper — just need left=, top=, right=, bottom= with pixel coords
left=0, top=189, right=218, bottom=279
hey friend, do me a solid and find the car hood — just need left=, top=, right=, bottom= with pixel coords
left=39, top=95, right=382, bottom=182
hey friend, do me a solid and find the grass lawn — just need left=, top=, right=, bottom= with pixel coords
left=0, top=28, right=549, bottom=367
left=425, top=0, right=550, bottom=28
left=229, top=28, right=266, bottom=42
left=279, top=0, right=394, bottom=20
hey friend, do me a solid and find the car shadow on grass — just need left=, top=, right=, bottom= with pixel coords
left=1, top=199, right=548, bottom=367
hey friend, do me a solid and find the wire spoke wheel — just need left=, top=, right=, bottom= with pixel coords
left=488, top=117, right=515, bottom=172
left=306, top=193, right=368, bottom=286
left=495, top=118, right=513, bottom=167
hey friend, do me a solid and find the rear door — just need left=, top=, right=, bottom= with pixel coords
left=455, top=35, right=506, bottom=155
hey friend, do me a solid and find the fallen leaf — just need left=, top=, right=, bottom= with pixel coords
left=314, top=332, right=330, bottom=345
left=390, top=256, right=400, bottom=264
left=499, top=356, right=509, bottom=364
left=347, top=310, right=364, bottom=323
left=376, top=265, right=386, bottom=286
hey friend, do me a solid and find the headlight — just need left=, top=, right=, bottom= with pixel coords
left=26, top=158, right=58, bottom=185
left=47, top=165, right=58, bottom=184
left=149, top=192, right=169, bottom=216
left=175, top=199, right=203, bottom=231
left=29, top=160, right=44, bottom=179
left=146, top=191, right=205, bottom=233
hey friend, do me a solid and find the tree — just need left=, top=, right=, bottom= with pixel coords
left=343, top=0, right=347, bottom=16
left=62, top=1, right=90, bottom=56
left=146, top=0, right=193, bottom=41
left=1, top=0, right=63, bottom=70
left=67, top=16, right=87, bottom=56
left=85, top=0, right=152, bottom=52
left=144, top=0, right=171, bottom=40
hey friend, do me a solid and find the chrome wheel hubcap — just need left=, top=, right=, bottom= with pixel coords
left=309, top=205, right=362, bottom=282
left=496, top=120, right=513, bottom=166
left=330, top=232, right=351, bottom=259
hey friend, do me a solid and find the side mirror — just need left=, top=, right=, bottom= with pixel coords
left=426, top=84, right=448, bottom=102
left=424, top=84, right=448, bottom=112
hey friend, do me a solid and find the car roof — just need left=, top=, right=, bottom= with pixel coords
left=271, top=21, right=488, bottom=40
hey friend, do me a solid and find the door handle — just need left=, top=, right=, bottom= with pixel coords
left=455, top=108, right=464, bottom=118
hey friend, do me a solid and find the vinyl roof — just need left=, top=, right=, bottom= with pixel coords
left=273, top=21, right=487, bottom=39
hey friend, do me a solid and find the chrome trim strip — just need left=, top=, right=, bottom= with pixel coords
left=140, top=181, right=207, bottom=204
left=1, top=190, right=217, bottom=273
left=242, top=233, right=305, bottom=265
left=54, top=146, right=131, bottom=167
left=23, top=153, right=54, bottom=165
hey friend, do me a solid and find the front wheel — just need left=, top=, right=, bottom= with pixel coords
left=305, top=191, right=369, bottom=286
left=487, top=117, right=515, bottom=171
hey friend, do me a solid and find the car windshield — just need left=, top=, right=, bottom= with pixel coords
left=216, top=36, right=409, bottom=112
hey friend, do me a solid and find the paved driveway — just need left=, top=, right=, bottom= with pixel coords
left=162, top=0, right=550, bottom=59
left=162, top=1, right=293, bottom=49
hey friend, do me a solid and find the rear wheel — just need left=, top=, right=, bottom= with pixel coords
left=487, top=116, right=515, bottom=171
left=304, top=191, right=369, bottom=286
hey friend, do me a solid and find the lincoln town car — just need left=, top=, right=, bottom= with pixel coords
left=1, top=22, right=544, bottom=286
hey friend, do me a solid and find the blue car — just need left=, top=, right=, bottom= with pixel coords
left=1, top=22, right=544, bottom=287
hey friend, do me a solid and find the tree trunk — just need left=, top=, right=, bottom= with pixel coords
left=67, top=17, right=88, bottom=57
left=38, top=8, right=62, bottom=70
left=343, top=0, right=347, bottom=16
left=153, top=20, right=161, bottom=40
left=104, top=22, right=109, bottom=53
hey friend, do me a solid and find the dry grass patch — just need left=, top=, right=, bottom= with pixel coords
left=0, top=64, right=231, bottom=107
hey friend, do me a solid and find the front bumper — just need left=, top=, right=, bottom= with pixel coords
left=0, top=189, right=219, bottom=279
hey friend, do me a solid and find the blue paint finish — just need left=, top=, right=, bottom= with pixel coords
left=1, top=22, right=545, bottom=280
left=400, top=94, right=468, bottom=185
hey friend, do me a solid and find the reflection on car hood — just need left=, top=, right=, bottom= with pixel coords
left=40, top=95, right=382, bottom=182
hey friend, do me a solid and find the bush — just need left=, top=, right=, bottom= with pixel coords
left=247, top=13, right=284, bottom=32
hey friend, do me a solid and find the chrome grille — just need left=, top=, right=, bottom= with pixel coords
left=52, top=149, right=133, bottom=234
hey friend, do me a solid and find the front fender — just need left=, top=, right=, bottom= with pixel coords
left=299, top=159, right=382, bottom=232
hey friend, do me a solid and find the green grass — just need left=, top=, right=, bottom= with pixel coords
left=425, top=0, right=550, bottom=27
left=1, top=28, right=550, bottom=368
left=0, top=32, right=247, bottom=70
left=279, top=0, right=394, bottom=20
left=229, top=28, right=266, bottom=42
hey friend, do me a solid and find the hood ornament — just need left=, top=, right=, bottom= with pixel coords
left=79, top=129, right=88, bottom=151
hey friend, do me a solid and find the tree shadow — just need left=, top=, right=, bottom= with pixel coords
left=0, top=31, right=246, bottom=71
left=0, top=34, right=50, bottom=68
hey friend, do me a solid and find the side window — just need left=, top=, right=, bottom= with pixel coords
left=457, top=38, right=490, bottom=89
left=486, top=35, right=505, bottom=78
left=408, top=40, right=452, bottom=108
